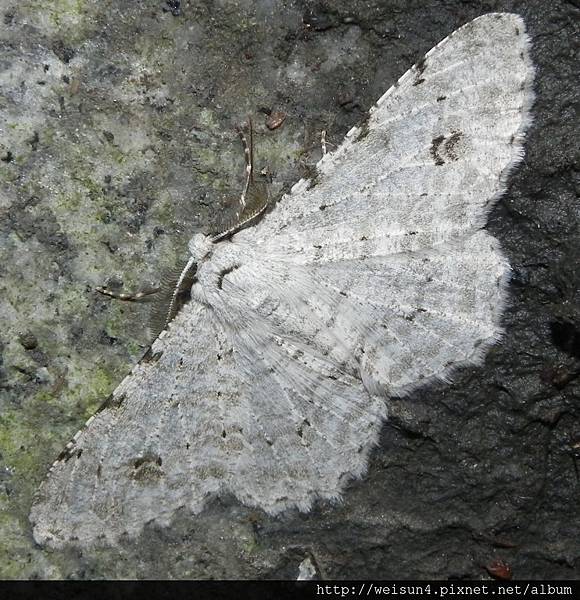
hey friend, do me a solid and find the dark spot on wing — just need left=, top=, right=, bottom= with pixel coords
left=102, top=392, right=126, bottom=410
left=430, top=130, right=464, bottom=165
left=436, top=95, right=447, bottom=102
left=142, top=349, right=163, bottom=363
left=412, top=57, right=427, bottom=85
left=131, top=453, right=164, bottom=483
left=58, top=447, right=74, bottom=463
left=297, top=418, right=311, bottom=438
left=444, top=131, right=463, bottom=161
left=404, top=307, right=427, bottom=321
left=430, top=135, right=446, bottom=166
left=134, top=453, right=162, bottom=468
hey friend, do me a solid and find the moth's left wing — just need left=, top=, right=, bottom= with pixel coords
left=30, top=296, right=385, bottom=548
left=30, top=302, right=230, bottom=546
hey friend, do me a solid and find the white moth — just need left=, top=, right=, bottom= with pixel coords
left=30, top=13, right=535, bottom=547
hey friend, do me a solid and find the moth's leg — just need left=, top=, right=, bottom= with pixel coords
left=235, top=118, right=254, bottom=217
left=95, top=285, right=161, bottom=302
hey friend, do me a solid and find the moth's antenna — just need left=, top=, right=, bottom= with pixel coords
left=235, top=117, right=253, bottom=218
left=95, top=285, right=160, bottom=301
left=249, top=117, right=254, bottom=182
left=211, top=116, right=270, bottom=242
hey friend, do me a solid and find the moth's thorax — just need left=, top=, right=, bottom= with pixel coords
left=187, top=233, right=214, bottom=262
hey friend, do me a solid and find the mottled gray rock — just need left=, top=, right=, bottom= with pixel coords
left=0, top=0, right=578, bottom=580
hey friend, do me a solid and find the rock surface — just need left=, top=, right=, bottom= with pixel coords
left=0, top=0, right=578, bottom=580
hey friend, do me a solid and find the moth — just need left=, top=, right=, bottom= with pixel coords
left=30, top=13, right=534, bottom=547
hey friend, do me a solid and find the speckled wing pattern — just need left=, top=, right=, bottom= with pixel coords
left=30, top=13, right=534, bottom=547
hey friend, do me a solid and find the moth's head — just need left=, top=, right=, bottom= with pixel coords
left=188, top=232, right=213, bottom=262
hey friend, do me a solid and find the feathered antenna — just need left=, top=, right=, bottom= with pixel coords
left=212, top=117, right=270, bottom=242
left=95, top=255, right=197, bottom=339
left=235, top=116, right=254, bottom=219
left=147, top=257, right=197, bottom=337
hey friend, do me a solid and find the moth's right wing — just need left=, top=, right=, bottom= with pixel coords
left=235, top=13, right=534, bottom=263
left=209, top=230, right=509, bottom=398
left=222, top=13, right=533, bottom=397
